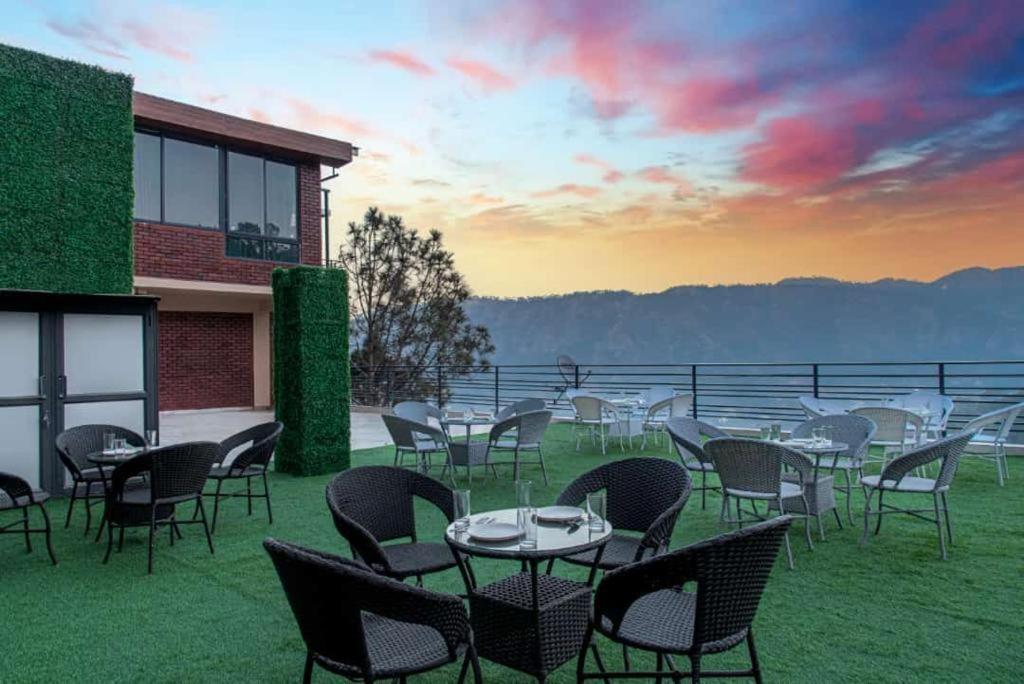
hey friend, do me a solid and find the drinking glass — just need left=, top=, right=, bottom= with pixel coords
left=516, top=479, right=532, bottom=509
left=146, top=429, right=158, bottom=447
left=586, top=491, right=606, bottom=532
left=822, top=426, right=833, bottom=447
left=453, top=490, right=471, bottom=532
left=114, top=438, right=128, bottom=456
left=770, top=423, right=782, bottom=442
left=759, top=426, right=771, bottom=441
left=518, top=507, right=538, bottom=549
left=103, top=432, right=116, bottom=454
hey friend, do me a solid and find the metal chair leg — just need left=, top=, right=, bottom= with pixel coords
left=246, top=477, right=253, bottom=516
left=941, top=491, right=953, bottom=545
left=22, top=507, right=32, bottom=553
left=302, top=651, right=314, bottom=684
left=747, top=630, right=764, bottom=684
left=196, top=497, right=215, bottom=556
left=147, top=507, right=157, bottom=574
left=37, top=503, right=57, bottom=565
left=537, top=447, right=549, bottom=485
left=933, top=492, right=947, bottom=560
left=210, top=479, right=223, bottom=534
left=263, top=471, right=273, bottom=524
left=65, top=482, right=78, bottom=529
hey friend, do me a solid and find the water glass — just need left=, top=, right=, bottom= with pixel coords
left=452, top=490, right=471, bottom=532
left=516, top=479, right=532, bottom=509
left=759, top=426, right=771, bottom=441
left=811, top=427, right=823, bottom=446
left=114, top=438, right=128, bottom=456
left=586, top=491, right=606, bottom=532
left=146, top=429, right=159, bottom=447
left=103, top=432, right=116, bottom=454
left=518, top=507, right=538, bottom=549
left=821, top=426, right=833, bottom=447
left=770, top=423, right=782, bottom=442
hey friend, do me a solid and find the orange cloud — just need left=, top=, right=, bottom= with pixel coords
left=468, top=192, right=505, bottom=205
left=531, top=183, right=603, bottom=198
left=368, top=49, right=436, bottom=76
left=447, top=58, right=516, bottom=91
left=573, top=154, right=624, bottom=183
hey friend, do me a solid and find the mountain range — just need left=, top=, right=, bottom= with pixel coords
left=465, top=267, right=1024, bottom=365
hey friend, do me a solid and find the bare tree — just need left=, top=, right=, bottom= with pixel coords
left=338, top=207, right=493, bottom=405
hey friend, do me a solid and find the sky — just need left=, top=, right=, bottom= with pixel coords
left=5, top=0, right=1024, bottom=297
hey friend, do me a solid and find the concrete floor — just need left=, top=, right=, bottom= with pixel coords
left=158, top=407, right=488, bottom=450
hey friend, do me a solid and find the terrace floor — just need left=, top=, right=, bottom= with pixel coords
left=5, top=424, right=1022, bottom=682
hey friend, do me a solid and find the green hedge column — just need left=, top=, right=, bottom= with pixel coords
left=272, top=266, right=351, bottom=475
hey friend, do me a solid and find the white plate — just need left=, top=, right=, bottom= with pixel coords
left=536, top=505, right=584, bottom=523
left=467, top=523, right=521, bottom=542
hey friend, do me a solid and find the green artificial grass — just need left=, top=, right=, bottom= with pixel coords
left=3, top=424, right=1022, bottom=682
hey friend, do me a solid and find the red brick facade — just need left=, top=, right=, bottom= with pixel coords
left=134, top=162, right=322, bottom=285
left=158, top=311, right=254, bottom=410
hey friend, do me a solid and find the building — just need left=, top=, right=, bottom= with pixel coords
left=129, top=93, right=355, bottom=412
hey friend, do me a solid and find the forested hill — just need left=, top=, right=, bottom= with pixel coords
left=464, top=267, right=1024, bottom=365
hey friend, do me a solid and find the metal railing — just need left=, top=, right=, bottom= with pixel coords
left=351, top=360, right=1024, bottom=440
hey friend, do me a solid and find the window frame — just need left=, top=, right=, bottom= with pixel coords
left=133, top=128, right=302, bottom=264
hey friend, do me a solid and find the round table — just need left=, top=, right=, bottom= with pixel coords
left=87, top=448, right=147, bottom=468
left=775, top=440, right=849, bottom=477
left=445, top=508, right=613, bottom=680
left=441, top=416, right=497, bottom=442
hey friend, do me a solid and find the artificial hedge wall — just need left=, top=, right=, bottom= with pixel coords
left=273, top=266, right=351, bottom=475
left=0, top=43, right=134, bottom=294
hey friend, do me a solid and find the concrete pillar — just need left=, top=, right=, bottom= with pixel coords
left=253, top=308, right=272, bottom=408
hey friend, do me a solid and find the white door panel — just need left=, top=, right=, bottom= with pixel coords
left=0, top=312, right=39, bottom=397
left=64, top=314, right=144, bottom=395
left=0, top=406, right=41, bottom=487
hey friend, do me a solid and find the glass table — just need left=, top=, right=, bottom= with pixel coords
left=445, top=507, right=613, bottom=681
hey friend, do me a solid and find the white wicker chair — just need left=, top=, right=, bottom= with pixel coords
left=642, top=392, right=693, bottom=450
left=960, top=401, right=1023, bottom=485
left=571, top=395, right=624, bottom=455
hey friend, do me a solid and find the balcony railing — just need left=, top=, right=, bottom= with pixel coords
left=352, top=360, right=1024, bottom=440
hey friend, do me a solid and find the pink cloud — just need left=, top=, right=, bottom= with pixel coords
left=446, top=58, right=516, bottom=91
left=468, top=192, right=504, bottom=205
left=573, top=153, right=624, bottom=183
left=740, top=116, right=859, bottom=189
left=45, top=18, right=127, bottom=60
left=532, top=183, right=603, bottom=198
left=637, top=166, right=684, bottom=185
left=122, top=21, right=192, bottom=62
left=650, top=76, right=777, bottom=134
left=368, top=49, right=436, bottom=76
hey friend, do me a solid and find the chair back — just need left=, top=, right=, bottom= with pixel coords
left=326, top=466, right=454, bottom=571
left=961, top=401, right=1024, bottom=445
left=572, top=395, right=616, bottom=422
left=150, top=442, right=219, bottom=501
left=594, top=517, right=792, bottom=649
left=705, top=438, right=795, bottom=497
left=491, top=410, right=552, bottom=447
left=393, top=401, right=430, bottom=424
left=382, top=414, right=446, bottom=451
left=0, top=471, right=34, bottom=505
left=264, top=538, right=470, bottom=677
left=55, top=424, right=145, bottom=476
left=665, top=417, right=726, bottom=467
left=851, top=407, right=923, bottom=444
left=556, top=458, right=691, bottom=543
left=789, top=414, right=875, bottom=460
left=880, top=432, right=974, bottom=491
left=219, top=421, right=283, bottom=472
left=496, top=398, right=546, bottom=422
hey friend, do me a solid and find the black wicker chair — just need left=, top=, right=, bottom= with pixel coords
left=326, top=466, right=458, bottom=585
left=265, top=538, right=481, bottom=683
left=666, top=417, right=728, bottom=510
left=203, top=421, right=282, bottom=533
left=486, top=409, right=553, bottom=484
left=55, top=424, right=145, bottom=534
left=549, top=457, right=692, bottom=584
left=577, top=516, right=793, bottom=683
left=0, top=472, right=57, bottom=565
left=102, top=441, right=218, bottom=574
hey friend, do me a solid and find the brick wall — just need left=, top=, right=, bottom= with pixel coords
left=134, top=162, right=321, bottom=286
left=159, top=311, right=254, bottom=410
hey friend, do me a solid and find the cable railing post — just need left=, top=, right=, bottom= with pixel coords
left=938, top=362, right=946, bottom=395
left=812, top=363, right=819, bottom=398
left=494, top=366, right=500, bottom=412
left=691, top=364, right=699, bottom=419
left=436, top=365, right=444, bottom=408
left=574, top=364, right=580, bottom=389
left=384, top=366, right=392, bottom=407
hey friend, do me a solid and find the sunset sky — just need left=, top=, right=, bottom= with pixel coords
left=6, top=0, right=1024, bottom=296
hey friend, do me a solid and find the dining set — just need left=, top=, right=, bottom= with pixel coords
left=0, top=420, right=282, bottom=573
left=567, top=387, right=694, bottom=455
left=276, top=453, right=792, bottom=683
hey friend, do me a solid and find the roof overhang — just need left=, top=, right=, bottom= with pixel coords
left=133, top=92, right=355, bottom=167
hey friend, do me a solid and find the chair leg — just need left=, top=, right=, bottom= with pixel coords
left=874, top=491, right=885, bottom=535
left=700, top=471, right=707, bottom=510
left=860, top=489, right=873, bottom=547
left=933, top=492, right=947, bottom=560
left=844, top=469, right=854, bottom=525
left=196, top=498, right=215, bottom=556
left=103, top=518, right=115, bottom=564
left=468, top=645, right=483, bottom=684
left=303, top=651, right=314, bottom=684
left=263, top=471, right=273, bottom=524
left=246, top=477, right=253, bottom=516
left=537, top=446, right=549, bottom=485
left=84, top=487, right=94, bottom=536
left=118, top=525, right=125, bottom=552
left=655, top=653, right=665, bottom=684
left=513, top=448, right=520, bottom=482
left=147, top=507, right=157, bottom=575
left=690, top=654, right=702, bottom=684
left=22, top=507, right=32, bottom=553
left=65, top=481, right=78, bottom=529
left=941, top=491, right=953, bottom=545
left=747, top=630, right=764, bottom=684
left=36, top=503, right=57, bottom=565
left=211, top=480, right=223, bottom=534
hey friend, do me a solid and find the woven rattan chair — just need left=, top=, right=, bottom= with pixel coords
left=486, top=409, right=552, bottom=484
left=0, top=471, right=57, bottom=565
left=642, top=392, right=693, bottom=451
left=666, top=417, right=728, bottom=510
left=571, top=395, right=623, bottom=455
left=549, top=458, right=691, bottom=585
left=704, top=438, right=814, bottom=569
left=852, top=406, right=924, bottom=467
left=790, top=414, right=876, bottom=524
left=55, top=424, right=145, bottom=534
left=393, top=401, right=448, bottom=440
left=495, top=398, right=546, bottom=422
left=102, top=442, right=218, bottom=574
left=889, top=391, right=954, bottom=440
left=798, top=396, right=852, bottom=418
left=326, top=466, right=457, bottom=585
left=382, top=414, right=454, bottom=485
left=577, top=516, right=793, bottom=683
left=960, top=401, right=1023, bottom=485
left=203, top=421, right=282, bottom=533
left=264, top=538, right=481, bottom=683
left=860, top=432, right=974, bottom=560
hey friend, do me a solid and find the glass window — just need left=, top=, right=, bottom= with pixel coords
left=228, top=151, right=263, bottom=235
left=265, top=161, right=297, bottom=240
left=132, top=132, right=161, bottom=221
left=163, top=138, right=219, bottom=228
left=266, top=241, right=299, bottom=263
left=225, top=236, right=263, bottom=260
